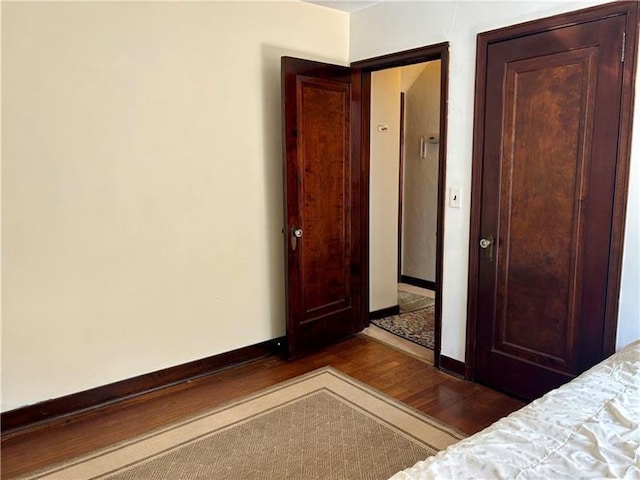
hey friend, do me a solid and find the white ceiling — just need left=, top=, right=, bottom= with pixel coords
left=303, top=0, right=383, bottom=14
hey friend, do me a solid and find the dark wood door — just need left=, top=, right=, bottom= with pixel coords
left=281, top=57, right=364, bottom=358
left=474, top=13, right=631, bottom=400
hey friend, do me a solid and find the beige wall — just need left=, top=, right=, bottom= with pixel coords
left=351, top=0, right=640, bottom=359
left=1, top=1, right=348, bottom=411
left=369, top=68, right=401, bottom=311
left=402, top=61, right=440, bottom=283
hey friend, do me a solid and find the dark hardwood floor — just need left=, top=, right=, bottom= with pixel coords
left=1, top=335, right=525, bottom=479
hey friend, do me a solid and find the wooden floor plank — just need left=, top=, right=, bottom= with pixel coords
left=1, top=335, right=525, bottom=479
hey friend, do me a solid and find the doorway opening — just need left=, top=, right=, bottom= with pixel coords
left=353, top=44, right=449, bottom=368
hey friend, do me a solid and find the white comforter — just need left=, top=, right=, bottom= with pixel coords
left=391, top=339, right=640, bottom=480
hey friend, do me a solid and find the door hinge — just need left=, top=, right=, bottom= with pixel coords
left=621, top=31, right=626, bottom=63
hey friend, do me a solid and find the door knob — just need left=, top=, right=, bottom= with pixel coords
left=291, top=227, right=303, bottom=251
left=479, top=236, right=493, bottom=249
left=479, top=234, right=494, bottom=262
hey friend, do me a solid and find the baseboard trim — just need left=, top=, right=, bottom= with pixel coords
left=1, top=337, right=286, bottom=438
left=439, top=355, right=466, bottom=378
left=370, top=305, right=400, bottom=320
left=400, top=275, right=436, bottom=291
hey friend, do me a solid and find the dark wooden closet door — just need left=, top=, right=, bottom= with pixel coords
left=474, top=12, right=631, bottom=400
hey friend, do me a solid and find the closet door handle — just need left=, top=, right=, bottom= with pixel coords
left=479, top=235, right=494, bottom=262
left=291, top=227, right=303, bottom=251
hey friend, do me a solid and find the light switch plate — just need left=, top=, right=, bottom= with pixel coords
left=449, top=187, right=462, bottom=208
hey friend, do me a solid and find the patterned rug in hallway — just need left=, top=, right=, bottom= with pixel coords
left=398, top=290, right=435, bottom=313
left=23, top=368, right=464, bottom=480
left=372, top=305, right=435, bottom=350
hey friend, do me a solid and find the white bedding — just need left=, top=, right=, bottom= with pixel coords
left=391, top=339, right=640, bottom=480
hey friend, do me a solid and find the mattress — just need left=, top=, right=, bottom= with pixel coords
left=390, top=339, right=640, bottom=479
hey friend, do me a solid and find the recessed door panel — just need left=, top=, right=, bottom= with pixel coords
left=297, top=77, right=351, bottom=318
left=495, top=50, right=596, bottom=368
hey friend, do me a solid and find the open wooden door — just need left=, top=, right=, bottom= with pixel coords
left=282, top=57, right=364, bottom=358
left=469, top=3, right=637, bottom=400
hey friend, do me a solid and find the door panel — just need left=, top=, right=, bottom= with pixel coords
left=475, top=14, right=627, bottom=400
left=282, top=57, right=363, bottom=358
left=496, top=48, right=597, bottom=370
left=298, top=77, right=351, bottom=317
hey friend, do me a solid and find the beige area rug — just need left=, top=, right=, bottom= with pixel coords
left=23, top=368, right=465, bottom=480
